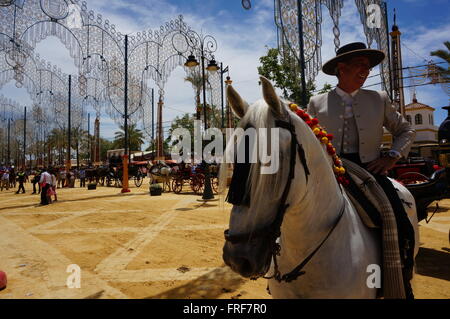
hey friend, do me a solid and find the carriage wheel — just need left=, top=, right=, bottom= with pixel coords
left=211, top=177, right=219, bottom=194
left=191, top=174, right=204, bottom=195
left=172, top=178, right=183, bottom=194
left=396, top=172, right=430, bottom=185
left=106, top=176, right=113, bottom=187
left=134, top=174, right=143, bottom=187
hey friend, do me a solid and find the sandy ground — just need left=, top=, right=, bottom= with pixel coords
left=0, top=180, right=448, bottom=299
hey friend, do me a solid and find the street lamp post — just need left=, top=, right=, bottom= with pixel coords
left=174, top=31, right=221, bottom=201
left=225, top=76, right=233, bottom=128
left=219, top=64, right=229, bottom=129
left=87, top=112, right=90, bottom=165
left=23, top=106, right=26, bottom=168
left=121, top=34, right=131, bottom=193
left=7, top=118, right=10, bottom=165
left=67, top=74, right=72, bottom=173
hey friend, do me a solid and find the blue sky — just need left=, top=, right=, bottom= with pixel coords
left=1, top=0, right=449, bottom=147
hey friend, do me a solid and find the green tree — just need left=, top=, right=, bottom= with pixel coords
left=430, top=41, right=450, bottom=82
left=166, top=113, right=196, bottom=151
left=113, top=123, right=145, bottom=151
left=318, top=83, right=333, bottom=94
left=47, top=127, right=67, bottom=165
left=100, top=137, right=114, bottom=162
left=257, top=47, right=316, bottom=105
left=71, top=127, right=87, bottom=167
left=185, top=69, right=209, bottom=120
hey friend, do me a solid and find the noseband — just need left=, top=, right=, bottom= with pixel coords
left=224, top=116, right=346, bottom=283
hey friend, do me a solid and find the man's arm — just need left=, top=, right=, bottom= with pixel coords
left=306, top=97, right=316, bottom=117
left=382, top=91, right=416, bottom=158
left=366, top=92, right=416, bottom=175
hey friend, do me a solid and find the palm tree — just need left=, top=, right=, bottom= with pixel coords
left=114, top=123, right=145, bottom=152
left=71, top=127, right=88, bottom=168
left=184, top=69, right=209, bottom=120
left=430, top=41, right=450, bottom=82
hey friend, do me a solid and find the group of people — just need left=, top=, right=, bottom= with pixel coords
left=0, top=165, right=91, bottom=204
left=0, top=166, right=23, bottom=193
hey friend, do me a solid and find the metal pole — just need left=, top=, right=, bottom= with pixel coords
left=7, top=118, right=10, bottom=165
left=201, top=55, right=208, bottom=132
left=67, top=75, right=72, bottom=171
left=297, top=0, right=308, bottom=107
left=151, top=87, right=154, bottom=155
left=23, top=106, right=26, bottom=168
left=87, top=112, right=90, bottom=164
left=201, top=53, right=214, bottom=200
left=220, top=63, right=224, bottom=129
left=122, top=34, right=130, bottom=193
left=124, top=35, right=129, bottom=157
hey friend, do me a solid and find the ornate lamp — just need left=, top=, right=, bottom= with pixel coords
left=206, top=59, right=219, bottom=72
left=185, top=55, right=199, bottom=68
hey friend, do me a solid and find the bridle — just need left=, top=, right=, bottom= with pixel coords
left=224, top=114, right=346, bottom=283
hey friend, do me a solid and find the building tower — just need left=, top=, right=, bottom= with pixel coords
left=390, top=9, right=406, bottom=115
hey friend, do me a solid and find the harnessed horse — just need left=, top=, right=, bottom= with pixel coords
left=149, top=161, right=173, bottom=191
left=221, top=77, right=419, bottom=298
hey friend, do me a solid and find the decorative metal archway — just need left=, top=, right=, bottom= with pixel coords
left=0, top=93, right=27, bottom=165
left=243, top=0, right=392, bottom=106
left=1, top=1, right=223, bottom=162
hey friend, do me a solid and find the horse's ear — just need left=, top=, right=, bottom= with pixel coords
left=260, top=76, right=282, bottom=116
left=227, top=85, right=249, bottom=119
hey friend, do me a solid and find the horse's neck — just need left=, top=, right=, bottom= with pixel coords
left=281, top=152, right=344, bottom=261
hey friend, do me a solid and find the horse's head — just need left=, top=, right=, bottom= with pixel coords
left=222, top=76, right=330, bottom=279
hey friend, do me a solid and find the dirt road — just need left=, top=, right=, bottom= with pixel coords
left=0, top=181, right=448, bottom=299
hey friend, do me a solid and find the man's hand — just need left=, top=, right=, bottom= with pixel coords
left=366, top=156, right=398, bottom=175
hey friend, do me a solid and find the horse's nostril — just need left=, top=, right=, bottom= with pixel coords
left=237, top=257, right=253, bottom=277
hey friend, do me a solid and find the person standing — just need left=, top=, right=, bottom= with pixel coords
left=16, top=170, right=26, bottom=194
left=0, top=169, right=9, bottom=191
left=59, top=168, right=66, bottom=188
left=32, top=169, right=41, bottom=194
left=51, top=169, right=58, bottom=202
left=9, top=167, right=16, bottom=189
left=79, top=166, right=86, bottom=188
left=39, top=168, right=52, bottom=205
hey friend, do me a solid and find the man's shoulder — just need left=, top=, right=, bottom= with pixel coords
left=309, top=91, right=334, bottom=104
left=359, top=89, right=389, bottom=99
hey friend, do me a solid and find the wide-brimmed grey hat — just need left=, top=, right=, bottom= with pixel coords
left=322, top=42, right=385, bottom=76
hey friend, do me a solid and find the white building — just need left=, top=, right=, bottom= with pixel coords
left=382, top=94, right=438, bottom=157
left=404, top=94, right=439, bottom=145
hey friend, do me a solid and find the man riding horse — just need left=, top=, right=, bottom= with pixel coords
left=307, top=42, right=416, bottom=298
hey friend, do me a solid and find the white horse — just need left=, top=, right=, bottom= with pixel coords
left=149, top=161, right=173, bottom=191
left=221, top=77, right=419, bottom=299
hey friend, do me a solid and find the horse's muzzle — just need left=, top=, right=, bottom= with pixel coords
left=222, top=241, right=271, bottom=279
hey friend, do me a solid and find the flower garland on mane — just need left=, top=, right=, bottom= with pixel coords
left=289, top=103, right=349, bottom=186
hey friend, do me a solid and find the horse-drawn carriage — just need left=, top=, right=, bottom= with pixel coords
left=389, top=157, right=439, bottom=185
left=105, top=163, right=146, bottom=188
left=388, top=148, right=450, bottom=222
left=84, top=161, right=145, bottom=188
left=170, top=162, right=219, bottom=195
